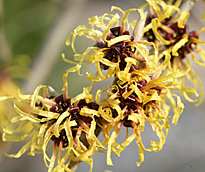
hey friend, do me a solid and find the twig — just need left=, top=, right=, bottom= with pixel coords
left=69, top=161, right=81, bottom=172
left=180, top=0, right=195, bottom=14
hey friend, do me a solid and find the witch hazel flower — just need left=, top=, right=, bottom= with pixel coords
left=143, top=0, right=205, bottom=105
left=63, top=6, right=161, bottom=83
left=143, top=0, right=181, bottom=47
left=96, top=51, right=198, bottom=167
left=1, top=66, right=108, bottom=172
left=0, top=55, right=32, bottom=132
left=162, top=20, right=205, bottom=106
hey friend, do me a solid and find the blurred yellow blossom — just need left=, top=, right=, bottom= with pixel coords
left=0, top=55, right=31, bottom=131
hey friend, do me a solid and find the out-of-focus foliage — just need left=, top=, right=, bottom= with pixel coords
left=2, top=0, right=63, bottom=58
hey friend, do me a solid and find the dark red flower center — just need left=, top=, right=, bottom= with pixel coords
left=143, top=14, right=172, bottom=42
left=164, top=22, right=198, bottom=61
left=112, top=78, right=162, bottom=128
left=94, top=26, right=136, bottom=70
left=35, top=94, right=100, bottom=148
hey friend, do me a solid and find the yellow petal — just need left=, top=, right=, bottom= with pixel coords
left=178, top=11, right=190, bottom=28
left=151, top=18, right=171, bottom=45
left=172, top=34, right=188, bottom=56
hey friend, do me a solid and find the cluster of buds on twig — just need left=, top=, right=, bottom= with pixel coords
left=1, top=0, right=205, bottom=172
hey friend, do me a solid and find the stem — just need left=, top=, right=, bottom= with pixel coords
left=180, top=0, right=195, bottom=13
left=68, top=161, right=81, bottom=172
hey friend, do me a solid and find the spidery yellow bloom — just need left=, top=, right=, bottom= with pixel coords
left=0, top=55, right=32, bottom=162
left=0, top=56, right=30, bottom=127
left=143, top=0, right=205, bottom=105
left=64, top=6, right=161, bottom=83
left=1, top=66, right=107, bottom=172
left=95, top=52, right=198, bottom=167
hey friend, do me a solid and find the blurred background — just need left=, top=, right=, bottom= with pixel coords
left=0, top=0, right=205, bottom=171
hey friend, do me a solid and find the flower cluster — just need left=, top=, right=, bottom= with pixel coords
left=0, top=55, right=31, bottom=129
left=1, top=1, right=204, bottom=172
left=0, top=55, right=32, bottom=162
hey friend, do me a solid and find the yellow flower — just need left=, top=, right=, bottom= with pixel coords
left=0, top=72, right=20, bottom=127
left=1, top=67, right=106, bottom=172
left=0, top=55, right=31, bottom=129
left=95, top=50, right=198, bottom=167
left=0, top=72, right=18, bottom=158
left=143, top=0, right=180, bottom=46
left=143, top=0, right=205, bottom=105
left=0, top=55, right=32, bottom=162
left=63, top=6, right=161, bottom=83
